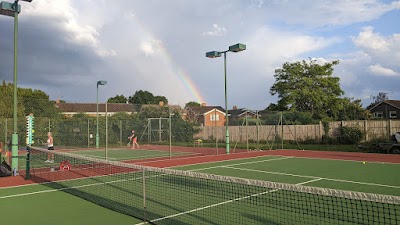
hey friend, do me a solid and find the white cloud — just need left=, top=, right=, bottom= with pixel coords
left=263, top=0, right=400, bottom=27
left=352, top=26, right=390, bottom=51
left=369, top=64, right=399, bottom=76
left=201, top=24, right=227, bottom=37
left=139, top=39, right=163, bottom=56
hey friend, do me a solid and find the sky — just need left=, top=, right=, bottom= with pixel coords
left=0, top=0, right=399, bottom=110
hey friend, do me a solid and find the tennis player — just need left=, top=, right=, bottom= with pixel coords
left=128, top=130, right=140, bottom=149
left=45, top=132, right=54, bottom=163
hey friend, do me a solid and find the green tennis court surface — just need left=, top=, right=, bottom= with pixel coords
left=68, top=148, right=191, bottom=161
left=1, top=153, right=399, bottom=224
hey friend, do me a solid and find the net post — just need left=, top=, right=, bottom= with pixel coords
left=25, top=146, right=30, bottom=180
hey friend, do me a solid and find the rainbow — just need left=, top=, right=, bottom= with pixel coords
left=128, top=13, right=205, bottom=104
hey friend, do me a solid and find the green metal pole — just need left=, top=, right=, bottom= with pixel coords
left=224, top=52, right=230, bottom=154
left=96, top=84, right=99, bottom=148
left=169, top=108, right=172, bottom=159
left=11, top=0, right=19, bottom=175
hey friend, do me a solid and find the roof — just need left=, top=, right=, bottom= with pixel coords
left=186, top=106, right=226, bottom=115
left=56, top=103, right=134, bottom=113
left=229, top=108, right=258, bottom=117
left=369, top=100, right=400, bottom=111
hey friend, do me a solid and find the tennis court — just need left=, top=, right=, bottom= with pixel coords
left=68, top=147, right=192, bottom=161
left=0, top=149, right=399, bottom=224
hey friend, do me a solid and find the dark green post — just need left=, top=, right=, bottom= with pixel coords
left=25, top=146, right=30, bottom=180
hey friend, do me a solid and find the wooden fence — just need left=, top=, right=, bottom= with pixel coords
left=194, top=120, right=400, bottom=143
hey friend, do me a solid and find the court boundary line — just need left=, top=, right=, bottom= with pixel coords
left=187, top=157, right=293, bottom=172
left=222, top=166, right=400, bottom=189
left=267, top=151, right=400, bottom=165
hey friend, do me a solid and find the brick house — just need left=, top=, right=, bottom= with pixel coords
left=184, top=105, right=226, bottom=126
left=56, top=103, right=134, bottom=117
left=369, top=100, right=400, bottom=119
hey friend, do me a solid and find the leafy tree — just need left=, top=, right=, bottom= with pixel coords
left=154, top=95, right=168, bottom=105
left=19, top=87, right=60, bottom=118
left=108, top=95, right=128, bottom=103
left=185, top=101, right=201, bottom=108
left=128, top=90, right=168, bottom=105
left=367, top=92, right=389, bottom=109
left=269, top=59, right=344, bottom=120
left=0, top=81, right=25, bottom=118
left=327, top=98, right=370, bottom=120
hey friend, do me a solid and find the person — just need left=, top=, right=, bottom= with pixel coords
left=128, top=130, right=139, bottom=149
left=45, top=132, right=54, bottom=163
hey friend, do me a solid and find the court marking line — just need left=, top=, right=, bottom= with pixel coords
left=187, top=156, right=293, bottom=172
left=267, top=152, right=400, bottom=165
left=74, top=152, right=191, bottom=161
left=0, top=172, right=146, bottom=199
left=167, top=155, right=283, bottom=169
left=135, top=178, right=322, bottom=225
left=223, top=166, right=400, bottom=189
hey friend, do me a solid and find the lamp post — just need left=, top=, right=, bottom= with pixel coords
left=206, top=43, right=246, bottom=154
left=96, top=80, right=107, bottom=149
left=0, top=0, right=32, bottom=174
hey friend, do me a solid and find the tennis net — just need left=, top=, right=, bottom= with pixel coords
left=27, top=146, right=400, bottom=224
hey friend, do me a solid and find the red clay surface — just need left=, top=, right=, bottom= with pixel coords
left=1, top=146, right=400, bottom=188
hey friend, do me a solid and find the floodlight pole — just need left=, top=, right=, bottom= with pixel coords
left=223, top=51, right=229, bottom=155
left=96, top=80, right=107, bottom=148
left=0, top=0, right=32, bottom=174
left=206, top=43, right=246, bottom=155
left=11, top=0, right=19, bottom=174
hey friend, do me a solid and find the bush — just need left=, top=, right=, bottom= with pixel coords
left=336, top=126, right=364, bottom=144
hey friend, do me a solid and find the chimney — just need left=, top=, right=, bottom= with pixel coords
left=201, top=103, right=207, bottom=107
left=159, top=101, right=164, bottom=107
left=233, top=105, right=238, bottom=110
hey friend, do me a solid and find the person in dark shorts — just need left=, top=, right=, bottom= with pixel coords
left=45, top=132, right=54, bottom=163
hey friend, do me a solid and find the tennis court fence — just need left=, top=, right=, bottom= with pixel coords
left=27, top=146, right=400, bottom=224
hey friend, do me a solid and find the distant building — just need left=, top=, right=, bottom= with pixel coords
left=55, top=103, right=134, bottom=117
left=229, top=106, right=258, bottom=123
left=184, top=103, right=226, bottom=126
left=369, top=100, right=400, bottom=119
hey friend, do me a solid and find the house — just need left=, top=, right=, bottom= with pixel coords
left=369, top=100, right=400, bottom=119
left=55, top=103, right=134, bottom=117
left=229, top=106, right=258, bottom=123
left=184, top=104, right=226, bottom=126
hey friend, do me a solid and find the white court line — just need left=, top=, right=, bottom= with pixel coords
left=0, top=174, right=139, bottom=199
left=223, top=166, right=400, bottom=189
left=188, top=156, right=293, bottom=172
left=135, top=178, right=322, bottom=225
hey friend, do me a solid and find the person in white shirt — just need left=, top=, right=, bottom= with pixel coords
left=45, top=132, right=54, bottom=163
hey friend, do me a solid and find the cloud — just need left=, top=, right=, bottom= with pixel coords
left=369, top=64, right=399, bottom=76
left=262, top=0, right=400, bottom=27
left=352, top=26, right=389, bottom=51
left=201, top=24, right=227, bottom=37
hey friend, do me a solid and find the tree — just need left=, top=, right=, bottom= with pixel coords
left=328, top=98, right=370, bottom=120
left=108, top=95, right=128, bottom=103
left=368, top=92, right=389, bottom=109
left=0, top=81, right=25, bottom=118
left=185, top=101, right=201, bottom=108
left=128, top=90, right=168, bottom=105
left=19, top=87, right=60, bottom=118
left=269, top=59, right=344, bottom=119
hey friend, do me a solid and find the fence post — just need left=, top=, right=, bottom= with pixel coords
left=364, top=120, right=368, bottom=142
left=142, top=169, right=147, bottom=222
left=388, top=119, right=392, bottom=139
left=87, top=119, right=90, bottom=148
left=119, top=119, right=122, bottom=147
left=319, top=121, right=323, bottom=142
